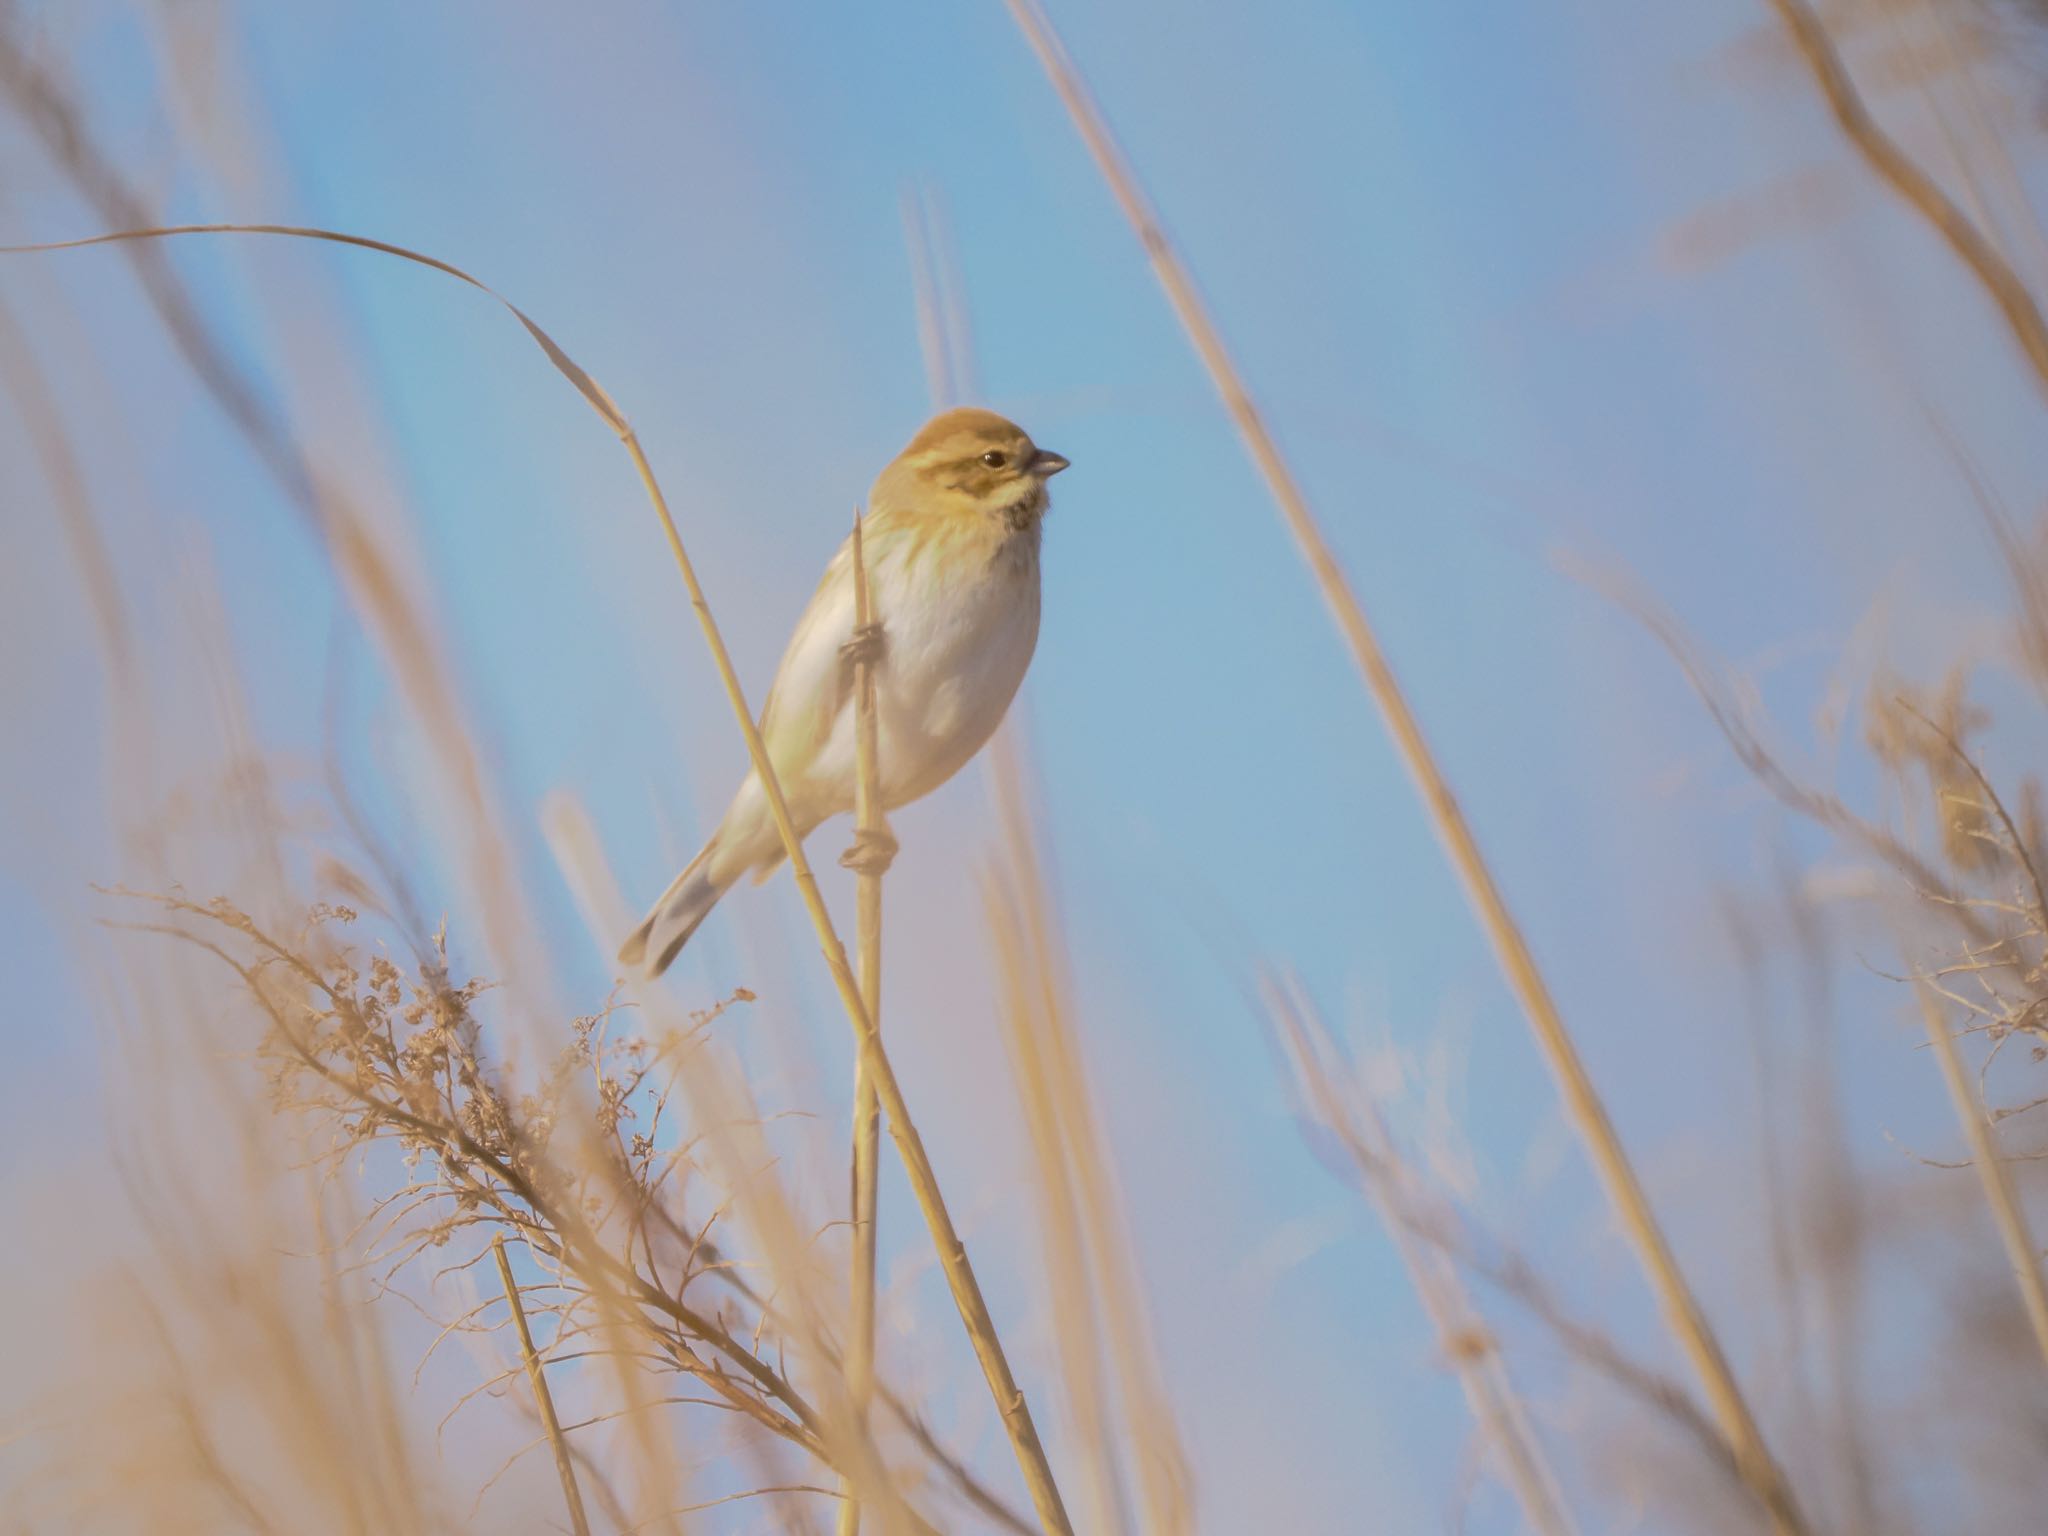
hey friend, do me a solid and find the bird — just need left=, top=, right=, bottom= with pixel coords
left=619, top=407, right=1070, bottom=978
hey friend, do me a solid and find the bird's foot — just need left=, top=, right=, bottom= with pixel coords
left=839, top=824, right=899, bottom=877
left=839, top=622, right=886, bottom=670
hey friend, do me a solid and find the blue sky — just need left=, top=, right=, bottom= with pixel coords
left=6, top=1, right=2048, bottom=1530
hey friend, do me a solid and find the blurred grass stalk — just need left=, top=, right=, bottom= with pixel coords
left=900, top=182, right=978, bottom=410
left=998, top=1, right=1806, bottom=1527
left=982, top=732, right=1196, bottom=1536
left=1910, top=981, right=2048, bottom=1369
left=1765, top=0, right=2048, bottom=400
left=490, top=1235, right=593, bottom=1536
left=1625, top=574, right=2048, bottom=1379
left=1264, top=971, right=1576, bottom=1536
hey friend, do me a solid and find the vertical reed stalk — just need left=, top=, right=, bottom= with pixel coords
left=982, top=867, right=1136, bottom=1536
left=838, top=509, right=888, bottom=1536
left=988, top=738, right=1193, bottom=1536
left=1766, top=0, right=2048, bottom=401
left=1911, top=982, right=2048, bottom=1371
left=997, top=6, right=1804, bottom=1527
left=491, top=1235, right=592, bottom=1536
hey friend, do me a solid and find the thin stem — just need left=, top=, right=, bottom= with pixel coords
left=1765, top=0, right=2048, bottom=402
left=988, top=740, right=1193, bottom=1536
left=542, top=797, right=1043, bottom=1536
left=998, top=5, right=1803, bottom=1529
left=1911, top=982, right=2048, bottom=1372
left=982, top=866, right=1132, bottom=1536
left=492, top=1235, right=593, bottom=1536
left=839, top=508, right=887, bottom=1536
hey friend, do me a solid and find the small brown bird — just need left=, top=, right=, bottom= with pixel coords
left=620, top=407, right=1070, bottom=977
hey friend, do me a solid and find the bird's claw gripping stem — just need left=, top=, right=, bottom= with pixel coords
left=839, top=825, right=899, bottom=877
left=840, top=621, right=886, bottom=670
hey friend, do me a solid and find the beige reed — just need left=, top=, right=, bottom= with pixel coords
left=1766, top=0, right=2048, bottom=401
left=837, top=509, right=891, bottom=1536
left=996, top=4, right=1805, bottom=1529
left=1911, top=981, right=2048, bottom=1370
left=490, top=1235, right=593, bottom=1536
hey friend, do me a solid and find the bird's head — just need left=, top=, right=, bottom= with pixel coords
left=878, top=407, right=1070, bottom=528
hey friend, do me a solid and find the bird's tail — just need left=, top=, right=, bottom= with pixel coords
left=618, top=840, right=735, bottom=979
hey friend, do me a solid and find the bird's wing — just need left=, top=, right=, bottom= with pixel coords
left=757, top=532, right=860, bottom=778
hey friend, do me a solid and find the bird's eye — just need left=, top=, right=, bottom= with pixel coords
left=980, top=450, right=1008, bottom=469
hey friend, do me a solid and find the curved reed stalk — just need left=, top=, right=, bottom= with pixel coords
left=986, top=738, right=1194, bottom=1536
left=996, top=5, right=1805, bottom=1529
left=0, top=221, right=1075, bottom=1536
left=1766, top=0, right=2048, bottom=401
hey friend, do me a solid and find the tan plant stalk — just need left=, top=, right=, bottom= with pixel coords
left=987, top=738, right=1194, bottom=1536
left=997, top=4, right=1803, bottom=1528
left=982, top=865, right=1135, bottom=1536
left=1765, top=0, right=2048, bottom=400
left=1910, top=981, right=2048, bottom=1370
left=0, top=218, right=1074, bottom=1535
left=1868, top=0, right=2017, bottom=283
left=901, top=187, right=957, bottom=410
left=0, top=296, right=133, bottom=683
left=837, top=508, right=890, bottom=1536
left=1910, top=0, right=2048, bottom=295
left=1266, top=974, right=1575, bottom=1536
left=491, top=1236, right=593, bottom=1536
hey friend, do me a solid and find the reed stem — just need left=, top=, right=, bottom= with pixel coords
left=998, top=5, right=1803, bottom=1528
left=491, top=1235, right=592, bottom=1536
left=1766, top=0, right=2048, bottom=402
left=988, top=740, right=1193, bottom=1536
left=1912, top=982, right=2048, bottom=1371
left=838, top=508, right=889, bottom=1536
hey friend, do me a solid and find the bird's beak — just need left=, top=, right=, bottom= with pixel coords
left=1028, top=449, right=1071, bottom=478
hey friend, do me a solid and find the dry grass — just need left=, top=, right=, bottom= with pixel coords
left=1767, top=0, right=2048, bottom=398
left=7, top=2, right=2048, bottom=1533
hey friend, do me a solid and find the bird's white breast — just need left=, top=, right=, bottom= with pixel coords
left=866, top=529, right=1041, bottom=806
